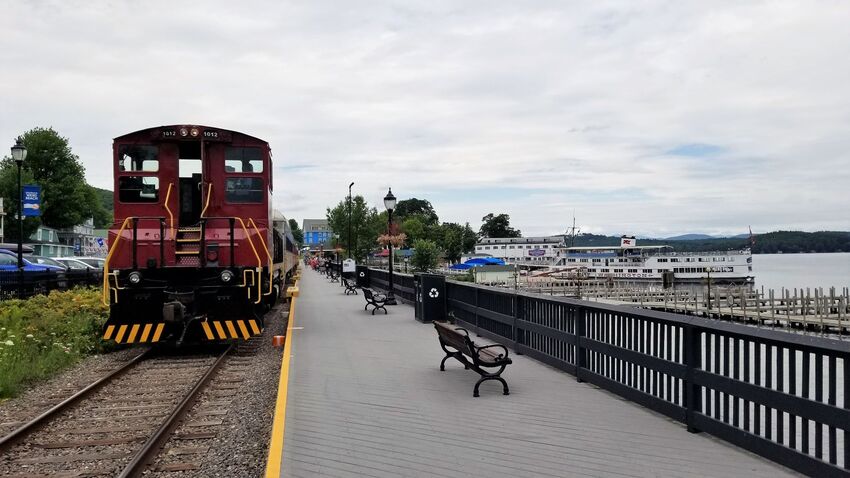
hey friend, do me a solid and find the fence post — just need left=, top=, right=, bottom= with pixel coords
left=575, top=306, right=586, bottom=382
left=684, top=324, right=702, bottom=433
left=514, top=294, right=523, bottom=354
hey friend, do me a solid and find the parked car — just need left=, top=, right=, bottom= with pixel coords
left=74, top=257, right=106, bottom=269
left=0, top=249, right=67, bottom=294
left=54, top=257, right=103, bottom=287
left=55, top=257, right=98, bottom=270
left=26, top=255, right=70, bottom=270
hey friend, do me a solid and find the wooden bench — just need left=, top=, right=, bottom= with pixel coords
left=362, top=288, right=388, bottom=315
left=342, top=277, right=358, bottom=295
left=434, top=321, right=512, bottom=397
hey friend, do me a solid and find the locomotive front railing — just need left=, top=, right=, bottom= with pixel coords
left=163, top=183, right=174, bottom=239
left=248, top=218, right=274, bottom=296
left=102, top=216, right=167, bottom=306
left=199, top=216, right=263, bottom=304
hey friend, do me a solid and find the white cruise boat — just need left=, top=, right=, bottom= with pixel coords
left=540, top=237, right=753, bottom=284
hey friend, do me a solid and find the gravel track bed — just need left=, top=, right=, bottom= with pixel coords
left=0, top=351, right=222, bottom=477
left=0, top=347, right=148, bottom=434
left=145, top=301, right=289, bottom=478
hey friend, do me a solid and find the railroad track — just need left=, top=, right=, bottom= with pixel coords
left=0, top=344, right=232, bottom=477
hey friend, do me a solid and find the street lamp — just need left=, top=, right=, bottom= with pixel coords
left=10, top=138, right=27, bottom=298
left=383, top=188, right=397, bottom=305
left=348, top=182, right=354, bottom=260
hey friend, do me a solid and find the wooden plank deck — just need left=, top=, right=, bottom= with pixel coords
left=279, top=270, right=800, bottom=477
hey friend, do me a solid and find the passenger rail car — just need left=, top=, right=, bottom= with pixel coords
left=102, top=125, right=299, bottom=345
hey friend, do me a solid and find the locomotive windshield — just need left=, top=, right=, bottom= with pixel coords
left=225, top=147, right=263, bottom=173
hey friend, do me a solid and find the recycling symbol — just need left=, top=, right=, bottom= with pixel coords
left=359, top=272, right=365, bottom=277
left=429, top=288, right=439, bottom=298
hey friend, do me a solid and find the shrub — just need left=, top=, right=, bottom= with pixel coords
left=411, top=239, right=440, bottom=272
left=0, top=288, right=109, bottom=398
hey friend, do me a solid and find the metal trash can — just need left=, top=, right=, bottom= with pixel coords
left=355, top=265, right=370, bottom=288
left=416, top=273, right=445, bottom=323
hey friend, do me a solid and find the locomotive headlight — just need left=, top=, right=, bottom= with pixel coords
left=128, top=271, right=142, bottom=285
left=220, top=270, right=234, bottom=283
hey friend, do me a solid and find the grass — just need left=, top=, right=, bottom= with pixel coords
left=0, top=288, right=111, bottom=398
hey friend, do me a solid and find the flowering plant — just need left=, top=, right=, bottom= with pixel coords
left=377, top=233, right=407, bottom=248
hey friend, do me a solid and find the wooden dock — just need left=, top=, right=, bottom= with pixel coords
left=515, top=280, right=850, bottom=335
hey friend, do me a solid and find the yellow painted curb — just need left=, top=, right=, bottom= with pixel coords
left=265, top=279, right=299, bottom=477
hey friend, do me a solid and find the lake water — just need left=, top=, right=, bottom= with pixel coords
left=753, top=252, right=850, bottom=292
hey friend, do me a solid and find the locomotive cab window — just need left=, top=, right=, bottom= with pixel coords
left=118, top=145, right=159, bottom=172
left=225, top=177, right=263, bottom=203
left=119, top=176, right=160, bottom=202
left=224, top=147, right=263, bottom=173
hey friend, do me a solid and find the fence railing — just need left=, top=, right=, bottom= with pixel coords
left=441, top=280, right=849, bottom=477
left=0, top=269, right=103, bottom=300
left=368, top=268, right=416, bottom=304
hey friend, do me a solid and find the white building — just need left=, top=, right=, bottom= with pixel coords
left=467, top=236, right=564, bottom=266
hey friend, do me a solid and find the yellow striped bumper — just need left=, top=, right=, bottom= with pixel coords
left=201, top=319, right=263, bottom=341
left=103, top=323, right=166, bottom=344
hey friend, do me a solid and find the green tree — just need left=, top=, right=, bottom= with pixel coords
left=479, top=213, right=521, bottom=238
left=461, top=222, right=478, bottom=253
left=93, top=187, right=114, bottom=228
left=326, top=195, right=382, bottom=261
left=411, top=239, right=440, bottom=272
left=439, top=222, right=465, bottom=262
left=288, top=218, right=304, bottom=245
left=401, top=216, right=426, bottom=244
left=1, top=128, right=106, bottom=232
left=394, top=198, right=438, bottom=224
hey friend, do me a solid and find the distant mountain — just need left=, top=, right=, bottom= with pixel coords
left=568, top=231, right=850, bottom=254
left=664, top=234, right=715, bottom=241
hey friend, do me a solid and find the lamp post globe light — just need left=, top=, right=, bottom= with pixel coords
left=10, top=138, right=27, bottom=297
left=383, top=187, right=397, bottom=305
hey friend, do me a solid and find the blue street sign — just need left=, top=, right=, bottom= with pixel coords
left=96, top=237, right=105, bottom=247
left=22, top=185, right=41, bottom=217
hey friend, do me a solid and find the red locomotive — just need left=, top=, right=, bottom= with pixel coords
left=102, top=125, right=299, bottom=344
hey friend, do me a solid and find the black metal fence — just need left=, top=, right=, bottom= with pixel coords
left=442, top=280, right=849, bottom=477
left=0, top=269, right=102, bottom=300
left=368, top=268, right=416, bottom=304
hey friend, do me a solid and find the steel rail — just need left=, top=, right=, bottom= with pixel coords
left=117, top=344, right=233, bottom=478
left=0, top=348, right=154, bottom=453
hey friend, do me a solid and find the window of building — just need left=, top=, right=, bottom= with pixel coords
left=118, top=176, right=160, bottom=203
left=225, top=178, right=264, bottom=203
left=118, top=145, right=158, bottom=172
left=628, top=269, right=638, bottom=273
left=643, top=269, right=652, bottom=273
left=657, top=258, right=668, bottom=263
left=601, top=269, right=609, bottom=272
left=225, top=147, right=263, bottom=173
left=614, top=269, right=623, bottom=273
left=542, top=245, right=548, bottom=248
left=670, top=258, right=679, bottom=262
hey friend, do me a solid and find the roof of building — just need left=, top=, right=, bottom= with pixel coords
left=478, top=236, right=563, bottom=245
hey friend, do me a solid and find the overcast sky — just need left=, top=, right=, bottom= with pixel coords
left=1, top=1, right=848, bottom=237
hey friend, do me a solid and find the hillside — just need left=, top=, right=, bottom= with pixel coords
left=93, top=187, right=113, bottom=227
left=567, top=231, right=850, bottom=254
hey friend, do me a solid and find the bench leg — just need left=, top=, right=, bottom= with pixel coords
left=440, top=354, right=451, bottom=371
left=473, top=376, right=510, bottom=397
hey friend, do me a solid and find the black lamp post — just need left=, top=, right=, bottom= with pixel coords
left=348, top=182, right=354, bottom=260
left=383, top=188, right=397, bottom=305
left=10, top=138, right=27, bottom=298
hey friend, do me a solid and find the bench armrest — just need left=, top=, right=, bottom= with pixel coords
left=476, top=343, right=509, bottom=359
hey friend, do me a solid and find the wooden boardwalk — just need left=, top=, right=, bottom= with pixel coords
left=278, top=270, right=799, bottom=477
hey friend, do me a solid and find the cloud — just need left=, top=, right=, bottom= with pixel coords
left=1, top=0, right=849, bottom=237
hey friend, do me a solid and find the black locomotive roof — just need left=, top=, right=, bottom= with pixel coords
left=113, top=125, right=268, bottom=145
